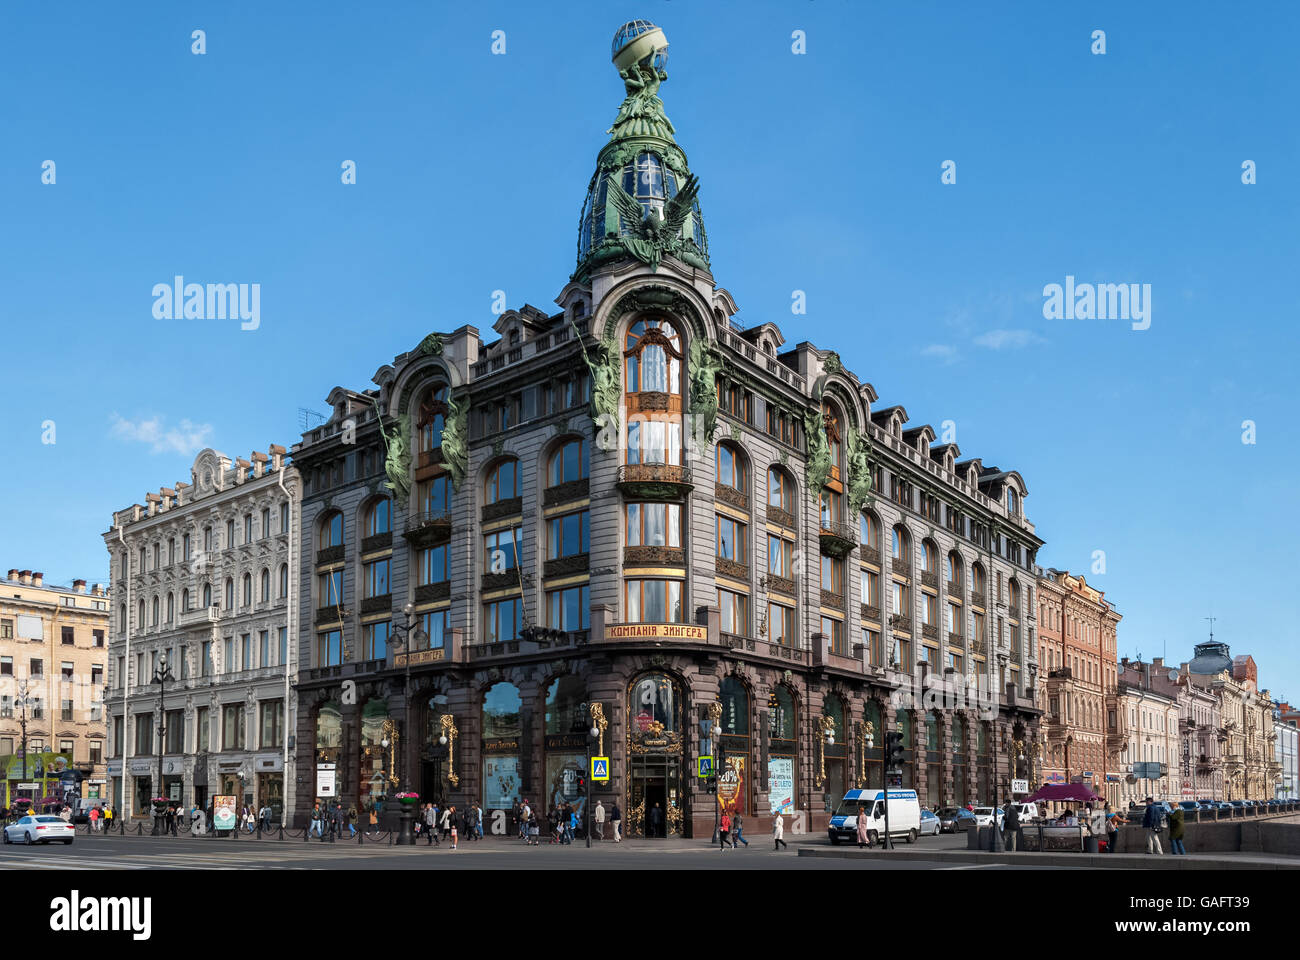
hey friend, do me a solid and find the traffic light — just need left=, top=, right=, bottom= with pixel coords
left=577, top=773, right=586, bottom=793
left=885, top=731, right=905, bottom=771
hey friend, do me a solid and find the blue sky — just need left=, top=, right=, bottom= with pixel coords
left=2, top=2, right=1296, bottom=694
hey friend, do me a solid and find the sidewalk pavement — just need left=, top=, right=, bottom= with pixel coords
left=797, top=846, right=1300, bottom=869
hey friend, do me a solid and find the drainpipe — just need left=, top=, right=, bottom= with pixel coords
left=277, top=466, right=295, bottom=827
left=117, top=521, right=132, bottom=819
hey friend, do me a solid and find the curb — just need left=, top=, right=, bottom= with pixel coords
left=796, top=848, right=1300, bottom=869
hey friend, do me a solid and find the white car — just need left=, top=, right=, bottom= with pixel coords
left=971, top=807, right=1005, bottom=828
left=3, top=815, right=75, bottom=845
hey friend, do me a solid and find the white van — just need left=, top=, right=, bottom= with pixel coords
left=827, top=789, right=922, bottom=845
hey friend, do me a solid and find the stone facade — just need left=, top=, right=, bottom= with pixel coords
left=0, top=570, right=110, bottom=805
left=1035, top=569, right=1120, bottom=800
left=103, top=446, right=299, bottom=820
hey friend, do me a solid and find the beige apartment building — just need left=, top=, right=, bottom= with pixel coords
left=0, top=569, right=110, bottom=806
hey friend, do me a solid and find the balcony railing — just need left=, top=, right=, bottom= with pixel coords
left=889, top=614, right=912, bottom=635
left=947, top=581, right=963, bottom=599
left=818, top=520, right=856, bottom=559
left=616, top=463, right=693, bottom=498
left=177, top=604, right=220, bottom=627
left=403, top=511, right=453, bottom=547
left=921, top=571, right=938, bottom=589
left=947, top=631, right=963, bottom=647
left=921, top=622, right=939, bottom=641
left=971, top=591, right=987, bottom=609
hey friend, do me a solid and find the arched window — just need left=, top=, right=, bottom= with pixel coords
left=319, top=511, right=344, bottom=549
left=859, top=511, right=881, bottom=551
left=485, top=458, right=519, bottom=505
left=417, top=385, right=449, bottom=454
left=118, top=604, right=126, bottom=631
left=365, top=498, right=391, bottom=537
left=181, top=588, right=189, bottom=612
left=716, top=442, right=747, bottom=492
left=822, top=694, right=848, bottom=806
left=767, top=467, right=794, bottom=514
left=242, top=573, right=252, bottom=606
left=545, top=675, right=589, bottom=811
left=1009, top=578, right=1021, bottom=612
left=1007, top=489, right=1019, bottom=516
left=202, top=584, right=212, bottom=608
left=624, top=318, right=682, bottom=395
left=151, top=597, right=159, bottom=626
left=224, top=578, right=234, bottom=609
left=548, top=438, right=589, bottom=487
left=920, top=539, right=937, bottom=574
left=891, top=525, right=911, bottom=565
left=971, top=562, right=986, bottom=596
left=720, top=676, right=749, bottom=736
left=483, top=682, right=523, bottom=813
left=630, top=673, right=680, bottom=733
left=260, top=568, right=270, bottom=602
left=947, top=552, right=963, bottom=589
left=822, top=401, right=844, bottom=480
left=165, top=593, right=174, bottom=622
left=315, top=701, right=342, bottom=764
left=768, top=685, right=797, bottom=813
left=279, top=564, right=289, bottom=598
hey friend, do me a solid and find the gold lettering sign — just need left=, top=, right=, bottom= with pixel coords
left=605, top=624, right=707, bottom=641
left=396, top=648, right=446, bottom=667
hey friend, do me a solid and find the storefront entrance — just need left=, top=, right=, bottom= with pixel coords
left=627, top=755, right=682, bottom=838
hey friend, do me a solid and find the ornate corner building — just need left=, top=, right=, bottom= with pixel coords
left=289, top=20, right=1044, bottom=836
left=103, top=446, right=300, bottom=821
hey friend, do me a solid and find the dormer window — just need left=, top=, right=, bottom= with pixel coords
left=1007, top=489, right=1019, bottom=516
left=891, top=418, right=902, bottom=439
left=573, top=300, right=586, bottom=318
left=509, top=329, right=520, bottom=346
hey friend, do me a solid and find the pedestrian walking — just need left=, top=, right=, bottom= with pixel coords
left=594, top=800, right=606, bottom=841
left=732, top=812, right=748, bottom=848
left=450, top=810, right=459, bottom=850
left=310, top=801, right=323, bottom=838
left=1141, top=797, right=1164, bottom=855
left=1104, top=804, right=1124, bottom=853
left=1003, top=799, right=1020, bottom=851
left=89, top=805, right=100, bottom=833
left=528, top=810, right=540, bottom=845
left=611, top=802, right=622, bottom=842
left=773, top=811, right=788, bottom=850
left=475, top=803, right=485, bottom=840
left=104, top=804, right=114, bottom=831
left=569, top=806, right=580, bottom=843
left=368, top=805, right=379, bottom=835
left=519, top=799, right=532, bottom=844
left=719, top=811, right=731, bottom=850
left=856, top=804, right=872, bottom=848
left=441, top=804, right=453, bottom=840
left=1168, top=807, right=1186, bottom=855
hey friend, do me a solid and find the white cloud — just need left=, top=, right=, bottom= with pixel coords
left=973, top=329, right=1045, bottom=350
left=110, top=414, right=213, bottom=455
left=921, top=344, right=960, bottom=364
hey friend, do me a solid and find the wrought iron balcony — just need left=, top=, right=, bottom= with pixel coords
left=818, top=520, right=856, bottom=558
left=403, top=511, right=452, bottom=547
left=616, top=463, right=693, bottom=500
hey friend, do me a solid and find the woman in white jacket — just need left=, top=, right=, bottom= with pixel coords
left=773, top=811, right=788, bottom=850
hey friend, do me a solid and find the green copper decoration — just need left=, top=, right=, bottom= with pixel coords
left=846, top=429, right=875, bottom=515
left=805, top=406, right=832, bottom=501
left=373, top=397, right=412, bottom=503
left=572, top=317, right=621, bottom=438
left=605, top=173, right=701, bottom=273
left=607, top=62, right=676, bottom=143
left=441, top=396, right=469, bottom=492
left=688, top=335, right=722, bottom=452
left=416, top=332, right=445, bottom=357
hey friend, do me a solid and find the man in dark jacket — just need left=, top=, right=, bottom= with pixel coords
left=1003, top=800, right=1020, bottom=851
left=648, top=802, right=665, bottom=838
left=1141, top=797, right=1164, bottom=854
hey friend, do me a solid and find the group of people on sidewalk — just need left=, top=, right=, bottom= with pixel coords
left=991, top=795, right=1185, bottom=855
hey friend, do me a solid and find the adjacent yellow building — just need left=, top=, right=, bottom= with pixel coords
left=0, top=569, right=110, bottom=806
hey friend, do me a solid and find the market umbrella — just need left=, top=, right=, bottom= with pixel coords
left=1024, top=783, right=1103, bottom=804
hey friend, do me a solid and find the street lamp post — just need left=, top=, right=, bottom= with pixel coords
left=151, top=655, right=174, bottom=835
left=15, top=680, right=33, bottom=795
left=389, top=602, right=428, bottom=797
left=585, top=703, right=604, bottom=849
left=707, top=702, right=722, bottom=846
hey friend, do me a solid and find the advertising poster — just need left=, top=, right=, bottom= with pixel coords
left=484, top=756, right=520, bottom=810
left=213, top=795, right=237, bottom=831
left=767, top=758, right=794, bottom=814
left=716, top=756, right=746, bottom=817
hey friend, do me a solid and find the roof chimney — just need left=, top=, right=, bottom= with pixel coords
left=73, top=579, right=86, bottom=593
left=6, top=569, right=17, bottom=582
left=18, top=570, right=32, bottom=585
left=31, top=572, right=44, bottom=587
left=92, top=584, right=104, bottom=596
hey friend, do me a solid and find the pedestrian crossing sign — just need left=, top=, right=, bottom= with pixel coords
left=591, top=757, right=610, bottom=781
left=697, top=756, right=713, bottom=778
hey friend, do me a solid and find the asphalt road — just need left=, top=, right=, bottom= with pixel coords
left=0, top=831, right=1079, bottom=870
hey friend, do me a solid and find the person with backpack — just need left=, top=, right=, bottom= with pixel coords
left=1142, top=797, right=1165, bottom=855
left=731, top=812, right=749, bottom=848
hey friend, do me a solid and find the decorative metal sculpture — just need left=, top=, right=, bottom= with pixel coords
left=373, top=397, right=411, bottom=503
left=440, top=396, right=469, bottom=492
left=572, top=317, right=621, bottom=438
left=815, top=715, right=836, bottom=788
left=440, top=714, right=459, bottom=787
left=846, top=429, right=874, bottom=516
left=687, top=336, right=722, bottom=451
left=855, top=720, right=875, bottom=788
left=415, top=331, right=444, bottom=357
left=590, top=701, right=608, bottom=756
left=805, top=406, right=832, bottom=502
left=381, top=718, right=399, bottom=788
left=604, top=171, right=701, bottom=272
left=607, top=59, right=676, bottom=142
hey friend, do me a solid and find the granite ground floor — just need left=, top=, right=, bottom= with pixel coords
left=293, top=644, right=1042, bottom=835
